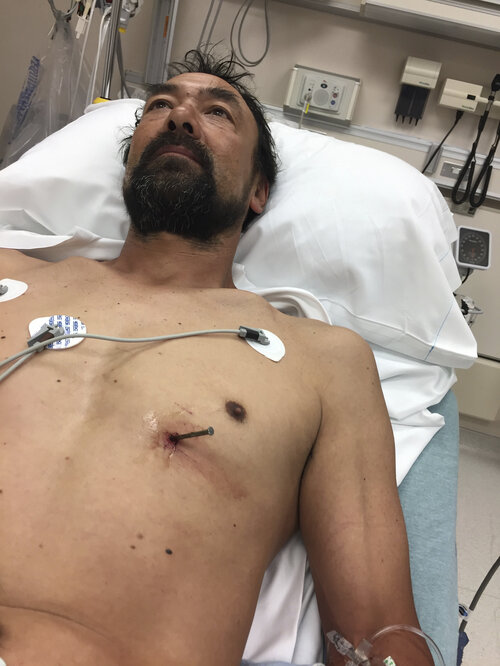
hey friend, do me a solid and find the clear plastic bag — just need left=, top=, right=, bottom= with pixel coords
left=0, top=15, right=90, bottom=168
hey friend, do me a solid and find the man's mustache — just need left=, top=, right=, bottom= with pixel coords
left=138, top=131, right=213, bottom=172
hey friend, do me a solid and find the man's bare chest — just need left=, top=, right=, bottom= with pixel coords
left=0, top=262, right=324, bottom=654
left=1, top=271, right=321, bottom=506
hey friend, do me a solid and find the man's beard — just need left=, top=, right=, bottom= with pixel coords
left=123, top=131, right=251, bottom=245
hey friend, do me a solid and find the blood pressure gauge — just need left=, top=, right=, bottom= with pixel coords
left=455, top=226, right=491, bottom=270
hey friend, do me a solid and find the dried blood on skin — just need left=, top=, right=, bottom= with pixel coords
left=161, top=432, right=180, bottom=451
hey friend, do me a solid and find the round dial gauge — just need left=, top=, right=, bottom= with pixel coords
left=457, top=228, right=490, bottom=268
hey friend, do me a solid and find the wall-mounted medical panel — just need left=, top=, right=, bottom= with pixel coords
left=274, top=0, right=362, bottom=16
left=283, top=65, right=361, bottom=126
left=275, top=0, right=500, bottom=50
left=363, top=0, right=500, bottom=49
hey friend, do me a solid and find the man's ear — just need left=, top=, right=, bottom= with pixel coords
left=248, top=173, right=269, bottom=215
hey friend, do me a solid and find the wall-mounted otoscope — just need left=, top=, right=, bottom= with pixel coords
left=451, top=73, right=500, bottom=209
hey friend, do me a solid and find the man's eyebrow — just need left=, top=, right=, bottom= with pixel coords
left=145, top=83, right=243, bottom=115
left=199, top=86, right=243, bottom=113
left=145, top=82, right=178, bottom=102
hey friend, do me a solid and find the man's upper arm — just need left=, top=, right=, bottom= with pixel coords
left=299, top=329, right=430, bottom=664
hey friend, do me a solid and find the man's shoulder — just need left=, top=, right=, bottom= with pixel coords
left=0, top=251, right=96, bottom=279
left=313, top=322, right=370, bottom=357
left=229, top=291, right=374, bottom=370
left=289, top=317, right=376, bottom=382
left=0, top=248, right=47, bottom=275
left=276, top=313, right=369, bottom=355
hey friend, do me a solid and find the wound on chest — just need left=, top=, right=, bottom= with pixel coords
left=160, top=427, right=214, bottom=451
left=160, top=431, right=180, bottom=452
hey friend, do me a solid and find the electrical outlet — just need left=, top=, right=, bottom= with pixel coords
left=441, top=161, right=466, bottom=179
left=450, top=201, right=477, bottom=217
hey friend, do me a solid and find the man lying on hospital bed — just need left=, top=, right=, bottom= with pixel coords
left=0, top=49, right=476, bottom=666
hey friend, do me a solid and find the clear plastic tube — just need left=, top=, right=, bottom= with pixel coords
left=327, top=623, right=446, bottom=666
left=368, top=624, right=445, bottom=666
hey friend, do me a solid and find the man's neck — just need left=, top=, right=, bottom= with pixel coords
left=106, top=230, right=239, bottom=289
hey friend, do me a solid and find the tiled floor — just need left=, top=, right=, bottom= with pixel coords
left=456, top=426, right=500, bottom=665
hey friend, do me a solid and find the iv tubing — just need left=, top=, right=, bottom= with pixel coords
left=70, top=0, right=98, bottom=117
left=369, top=624, right=445, bottom=666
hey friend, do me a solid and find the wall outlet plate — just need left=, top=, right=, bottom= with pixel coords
left=283, top=64, right=361, bottom=126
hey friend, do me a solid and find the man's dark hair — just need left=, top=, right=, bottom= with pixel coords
left=122, top=48, right=278, bottom=232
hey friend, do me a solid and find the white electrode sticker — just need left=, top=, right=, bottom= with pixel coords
left=0, top=278, right=28, bottom=302
left=29, top=315, right=87, bottom=350
left=245, top=329, right=285, bottom=362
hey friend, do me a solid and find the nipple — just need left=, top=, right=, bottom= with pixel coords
left=226, top=401, right=246, bottom=423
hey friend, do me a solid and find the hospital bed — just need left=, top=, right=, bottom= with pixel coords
left=0, top=99, right=477, bottom=666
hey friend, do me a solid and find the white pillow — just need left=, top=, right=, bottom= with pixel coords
left=0, top=98, right=136, bottom=257
left=0, top=99, right=476, bottom=367
left=237, top=122, right=476, bottom=368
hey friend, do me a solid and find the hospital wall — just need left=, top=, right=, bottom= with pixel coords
left=0, top=0, right=498, bottom=434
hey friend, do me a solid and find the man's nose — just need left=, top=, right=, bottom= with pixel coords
left=166, top=105, right=200, bottom=138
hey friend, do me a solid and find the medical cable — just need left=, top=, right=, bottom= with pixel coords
left=197, top=0, right=217, bottom=49
left=0, top=325, right=270, bottom=384
left=230, top=0, right=271, bottom=67
left=451, top=74, right=500, bottom=206
left=205, top=0, right=225, bottom=50
left=459, top=555, right=500, bottom=634
left=469, top=117, right=500, bottom=208
left=460, top=268, right=472, bottom=285
left=421, top=110, right=464, bottom=174
left=197, top=0, right=224, bottom=52
left=0, top=354, right=35, bottom=384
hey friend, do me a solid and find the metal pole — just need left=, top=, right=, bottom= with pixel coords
left=145, top=0, right=179, bottom=84
left=101, top=0, right=124, bottom=99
